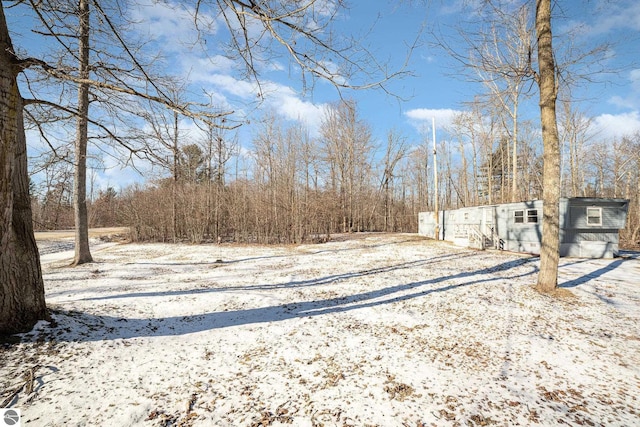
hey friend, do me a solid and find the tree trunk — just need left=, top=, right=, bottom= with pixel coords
left=73, top=0, right=93, bottom=265
left=535, top=0, right=561, bottom=293
left=512, top=95, right=519, bottom=202
left=0, top=4, right=49, bottom=335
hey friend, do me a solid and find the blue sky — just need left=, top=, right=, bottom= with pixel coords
left=8, top=0, right=640, bottom=192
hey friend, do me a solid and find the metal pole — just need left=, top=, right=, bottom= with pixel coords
left=433, top=117, right=439, bottom=240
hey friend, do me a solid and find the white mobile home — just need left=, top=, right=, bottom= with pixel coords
left=418, top=198, right=629, bottom=258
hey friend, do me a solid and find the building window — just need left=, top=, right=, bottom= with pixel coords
left=514, top=209, right=538, bottom=224
left=587, top=207, right=602, bottom=226
left=514, top=210, right=524, bottom=223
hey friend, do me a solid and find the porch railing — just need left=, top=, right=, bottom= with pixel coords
left=468, top=225, right=504, bottom=250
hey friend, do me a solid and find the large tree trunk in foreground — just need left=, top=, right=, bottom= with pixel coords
left=535, top=0, right=561, bottom=293
left=73, top=0, right=93, bottom=265
left=0, top=5, right=49, bottom=335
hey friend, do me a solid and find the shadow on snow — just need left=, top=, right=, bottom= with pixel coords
left=36, top=255, right=540, bottom=342
left=560, top=258, right=633, bottom=288
left=80, top=253, right=470, bottom=301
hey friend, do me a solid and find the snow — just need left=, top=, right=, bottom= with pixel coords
left=2, top=233, right=639, bottom=426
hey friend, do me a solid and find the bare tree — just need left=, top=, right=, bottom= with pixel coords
left=250, top=114, right=305, bottom=243
left=200, top=117, right=238, bottom=240
left=0, top=6, right=49, bottom=333
left=437, top=2, right=535, bottom=204
left=471, top=4, right=533, bottom=203
left=624, top=133, right=640, bottom=247
left=19, top=0, right=237, bottom=260
left=435, top=0, right=616, bottom=292
left=29, top=151, right=74, bottom=230
left=558, top=98, right=592, bottom=197
left=405, top=143, right=430, bottom=212
left=1, top=0, right=411, bottom=334
left=380, top=130, right=408, bottom=231
left=22, top=0, right=148, bottom=265
left=449, top=107, right=476, bottom=205
left=210, top=0, right=413, bottom=94
left=611, top=138, right=636, bottom=199
left=135, top=97, right=185, bottom=242
left=294, top=123, right=317, bottom=241
left=534, top=0, right=561, bottom=293
left=319, top=100, right=374, bottom=233
left=476, top=112, right=501, bottom=205
left=73, top=0, right=92, bottom=265
left=516, top=119, right=543, bottom=200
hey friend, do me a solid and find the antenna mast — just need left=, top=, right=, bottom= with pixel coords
left=433, top=117, right=439, bottom=240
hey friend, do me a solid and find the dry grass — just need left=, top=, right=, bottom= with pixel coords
left=34, top=227, right=129, bottom=241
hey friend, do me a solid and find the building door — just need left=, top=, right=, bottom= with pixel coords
left=482, top=207, right=494, bottom=236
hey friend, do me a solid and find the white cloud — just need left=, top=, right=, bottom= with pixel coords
left=269, top=91, right=325, bottom=135
left=404, top=108, right=462, bottom=132
left=438, top=0, right=473, bottom=16
left=192, top=72, right=258, bottom=99
left=606, top=69, right=640, bottom=110
left=188, top=55, right=236, bottom=75
left=318, top=60, right=348, bottom=87
left=608, top=96, right=637, bottom=110
left=314, top=0, right=340, bottom=18
left=128, top=0, right=219, bottom=52
left=125, top=0, right=331, bottom=140
left=592, top=111, right=640, bottom=139
left=187, top=63, right=326, bottom=135
left=587, top=1, right=640, bottom=34
left=558, top=1, right=640, bottom=45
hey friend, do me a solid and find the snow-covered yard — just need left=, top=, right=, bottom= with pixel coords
left=2, top=233, right=639, bottom=426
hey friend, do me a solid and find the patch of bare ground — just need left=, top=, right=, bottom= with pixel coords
left=536, top=287, right=576, bottom=299
left=34, top=227, right=129, bottom=241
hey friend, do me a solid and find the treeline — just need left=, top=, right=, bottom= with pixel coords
left=31, top=167, right=423, bottom=244
left=119, top=179, right=419, bottom=243
left=30, top=100, right=640, bottom=248
left=32, top=101, right=426, bottom=243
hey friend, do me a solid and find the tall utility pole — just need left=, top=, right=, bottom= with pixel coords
left=433, top=117, right=439, bottom=240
